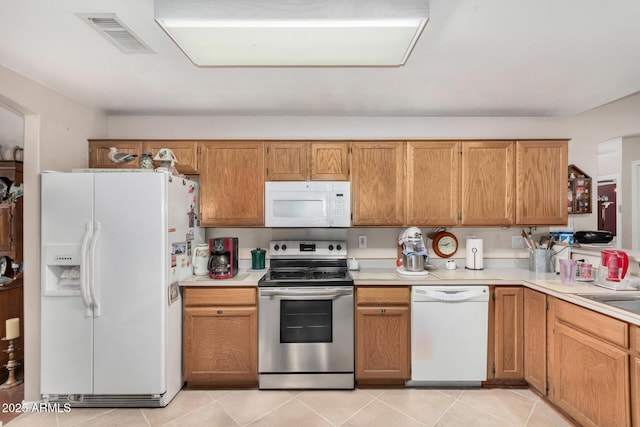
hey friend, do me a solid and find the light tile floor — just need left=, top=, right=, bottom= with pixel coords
left=7, top=387, right=575, bottom=427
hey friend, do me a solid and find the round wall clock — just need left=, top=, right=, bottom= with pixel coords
left=432, top=232, right=459, bottom=258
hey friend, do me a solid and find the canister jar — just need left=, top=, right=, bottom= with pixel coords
left=251, top=248, right=266, bottom=270
left=193, top=244, right=210, bottom=276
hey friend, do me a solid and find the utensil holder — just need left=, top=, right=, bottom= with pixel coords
left=529, top=248, right=554, bottom=273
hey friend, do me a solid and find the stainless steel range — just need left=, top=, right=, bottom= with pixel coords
left=258, top=240, right=354, bottom=389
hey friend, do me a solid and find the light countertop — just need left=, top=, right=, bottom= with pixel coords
left=180, top=266, right=640, bottom=326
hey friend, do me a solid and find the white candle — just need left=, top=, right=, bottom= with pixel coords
left=5, top=317, right=19, bottom=340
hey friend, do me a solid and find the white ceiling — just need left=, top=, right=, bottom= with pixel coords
left=1, top=0, right=639, bottom=117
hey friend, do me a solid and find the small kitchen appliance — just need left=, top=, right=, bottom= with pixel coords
left=208, top=237, right=239, bottom=279
left=601, top=249, right=629, bottom=282
left=466, top=238, right=484, bottom=270
left=574, top=230, right=614, bottom=245
left=258, top=240, right=354, bottom=389
left=398, top=227, right=429, bottom=274
left=193, top=243, right=210, bottom=276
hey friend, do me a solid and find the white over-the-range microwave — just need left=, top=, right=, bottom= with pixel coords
left=265, top=181, right=351, bottom=227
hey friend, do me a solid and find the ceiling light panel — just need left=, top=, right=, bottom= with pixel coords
left=154, top=0, right=429, bottom=67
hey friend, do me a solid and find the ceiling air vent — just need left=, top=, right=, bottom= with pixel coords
left=77, top=13, right=154, bottom=54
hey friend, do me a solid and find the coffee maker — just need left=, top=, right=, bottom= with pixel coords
left=208, top=237, right=239, bottom=279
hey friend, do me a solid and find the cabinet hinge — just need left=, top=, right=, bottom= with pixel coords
left=546, top=381, right=549, bottom=394
left=492, top=291, right=496, bottom=301
left=546, top=301, right=549, bottom=311
left=492, top=363, right=496, bottom=375
left=197, top=146, right=201, bottom=155
left=266, top=146, right=269, bottom=155
left=348, top=146, right=352, bottom=154
left=266, top=167, right=269, bottom=176
left=458, top=212, right=462, bottom=221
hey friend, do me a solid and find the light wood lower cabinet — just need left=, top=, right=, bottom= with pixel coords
left=548, top=297, right=630, bottom=427
left=631, top=326, right=640, bottom=427
left=183, top=287, right=257, bottom=387
left=355, top=286, right=410, bottom=383
left=523, top=288, right=547, bottom=394
left=489, top=286, right=524, bottom=381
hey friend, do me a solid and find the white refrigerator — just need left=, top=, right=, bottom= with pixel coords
left=41, top=171, right=202, bottom=407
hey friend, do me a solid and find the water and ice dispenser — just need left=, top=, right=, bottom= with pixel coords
left=42, top=245, right=83, bottom=295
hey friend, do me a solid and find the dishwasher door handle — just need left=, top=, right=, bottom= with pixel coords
left=414, top=288, right=488, bottom=302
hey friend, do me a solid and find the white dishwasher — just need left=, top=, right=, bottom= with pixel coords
left=407, top=285, right=489, bottom=387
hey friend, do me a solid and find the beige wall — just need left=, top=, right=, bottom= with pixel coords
left=0, top=64, right=108, bottom=403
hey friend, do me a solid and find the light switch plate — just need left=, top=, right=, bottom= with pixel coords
left=358, top=235, right=367, bottom=249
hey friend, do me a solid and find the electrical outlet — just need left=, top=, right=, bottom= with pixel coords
left=512, top=236, right=525, bottom=249
left=358, top=235, right=367, bottom=249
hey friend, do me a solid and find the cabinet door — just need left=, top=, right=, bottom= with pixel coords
left=183, top=306, right=257, bottom=384
left=494, top=287, right=524, bottom=379
left=351, top=142, right=405, bottom=226
left=143, top=141, right=199, bottom=174
left=524, top=288, right=546, bottom=394
left=406, top=141, right=459, bottom=226
left=88, top=140, right=144, bottom=169
left=515, top=140, right=568, bottom=225
left=265, top=142, right=308, bottom=181
left=632, top=326, right=640, bottom=427
left=355, top=306, right=409, bottom=380
left=462, top=141, right=514, bottom=226
left=199, top=141, right=265, bottom=226
left=551, top=322, right=629, bottom=427
left=310, top=142, right=349, bottom=180
left=0, top=204, right=14, bottom=255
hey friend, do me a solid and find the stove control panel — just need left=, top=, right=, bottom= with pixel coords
left=269, top=240, right=348, bottom=258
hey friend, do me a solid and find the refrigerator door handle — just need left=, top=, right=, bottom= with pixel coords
left=80, top=222, right=93, bottom=317
left=88, top=221, right=102, bottom=317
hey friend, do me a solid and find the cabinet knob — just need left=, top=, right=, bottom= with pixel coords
left=217, top=310, right=223, bottom=315
left=381, top=308, right=386, bottom=314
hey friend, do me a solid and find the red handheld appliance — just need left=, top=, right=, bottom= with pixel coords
left=208, top=237, right=239, bottom=279
left=601, top=250, right=629, bottom=282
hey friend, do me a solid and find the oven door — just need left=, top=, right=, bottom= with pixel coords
left=258, top=286, right=354, bottom=374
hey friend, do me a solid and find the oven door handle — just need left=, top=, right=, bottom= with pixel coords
left=260, top=289, right=353, bottom=299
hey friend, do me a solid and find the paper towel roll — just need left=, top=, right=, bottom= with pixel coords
left=466, top=238, right=484, bottom=270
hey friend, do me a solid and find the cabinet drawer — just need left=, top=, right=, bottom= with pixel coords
left=356, top=286, right=410, bottom=305
left=553, top=298, right=628, bottom=348
left=183, top=287, right=256, bottom=307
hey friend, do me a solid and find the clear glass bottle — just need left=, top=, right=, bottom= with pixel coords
left=139, top=152, right=154, bottom=169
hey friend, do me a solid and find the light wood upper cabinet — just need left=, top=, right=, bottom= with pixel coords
left=547, top=297, right=630, bottom=427
left=523, top=288, right=546, bottom=394
left=351, top=142, right=405, bottom=226
left=88, top=140, right=144, bottom=169
left=515, top=140, right=568, bottom=225
left=265, top=142, right=308, bottom=181
left=142, top=140, right=198, bottom=174
left=462, top=141, right=514, bottom=226
left=199, top=141, right=265, bottom=226
left=406, top=141, right=459, bottom=226
left=265, top=141, right=349, bottom=181
left=310, top=142, right=349, bottom=180
left=89, top=140, right=198, bottom=174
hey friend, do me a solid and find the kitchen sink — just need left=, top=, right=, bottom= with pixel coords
left=577, top=293, right=640, bottom=315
